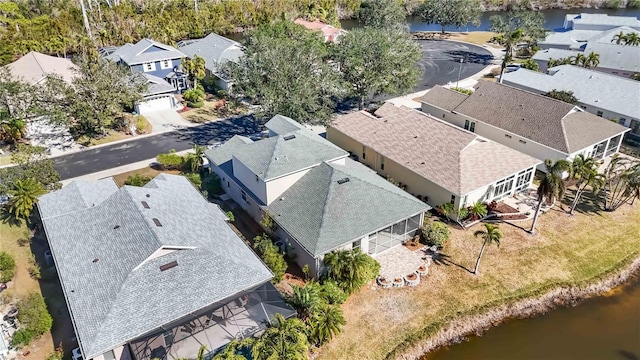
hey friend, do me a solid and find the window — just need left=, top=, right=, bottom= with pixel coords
left=227, top=181, right=230, bottom=188
left=519, top=139, right=527, bottom=144
left=619, top=118, right=626, bottom=125
left=362, top=146, right=366, bottom=160
left=505, top=134, right=512, bottom=139
left=241, top=191, right=247, bottom=203
left=464, top=120, right=476, bottom=132
left=597, top=111, right=603, bottom=117
left=464, top=120, right=470, bottom=130
left=352, top=239, right=361, bottom=251
left=493, top=175, right=515, bottom=199
left=515, top=168, right=533, bottom=191
left=450, top=195, right=456, bottom=204
left=380, top=156, right=385, bottom=170
left=255, top=174, right=259, bottom=182
left=442, top=114, right=446, bottom=118
left=160, top=59, right=171, bottom=69
left=580, top=106, right=587, bottom=110
left=143, top=62, right=156, bottom=72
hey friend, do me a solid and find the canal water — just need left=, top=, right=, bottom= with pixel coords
left=425, top=277, right=640, bottom=360
left=340, top=7, right=640, bottom=32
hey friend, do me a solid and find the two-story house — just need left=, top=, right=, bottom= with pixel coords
left=418, top=82, right=630, bottom=169
left=205, top=115, right=429, bottom=276
left=38, top=174, right=295, bottom=360
left=328, top=103, right=541, bottom=211
left=106, top=39, right=188, bottom=113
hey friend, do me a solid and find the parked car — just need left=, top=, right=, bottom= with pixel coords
left=72, top=348, right=83, bottom=360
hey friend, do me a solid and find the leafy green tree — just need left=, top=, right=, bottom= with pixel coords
left=252, top=314, right=309, bottom=360
left=472, top=223, right=502, bottom=275
left=612, top=31, right=626, bottom=45
left=310, top=303, right=345, bottom=345
left=358, top=0, right=408, bottom=32
left=16, top=293, right=53, bottom=338
left=322, top=249, right=380, bottom=294
left=7, top=178, right=46, bottom=222
left=612, top=32, right=640, bottom=46
left=183, top=54, right=207, bottom=89
left=414, top=0, right=482, bottom=34
left=569, top=154, right=605, bottom=215
left=223, top=21, right=339, bottom=125
left=253, top=234, right=288, bottom=283
left=544, top=89, right=578, bottom=104
left=0, top=145, right=61, bottom=195
left=331, top=27, right=422, bottom=110
left=0, top=118, right=27, bottom=144
left=547, top=57, right=572, bottom=68
left=421, top=220, right=450, bottom=247
left=530, top=159, right=572, bottom=234
left=520, top=58, right=539, bottom=71
left=318, top=280, right=348, bottom=304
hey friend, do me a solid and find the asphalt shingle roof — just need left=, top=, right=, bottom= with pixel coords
left=178, top=33, right=244, bottom=75
left=233, top=130, right=348, bottom=181
left=6, top=51, right=77, bottom=85
left=331, top=104, right=540, bottom=195
left=38, top=174, right=272, bottom=359
left=143, top=73, right=175, bottom=95
left=204, top=135, right=254, bottom=166
left=264, top=115, right=306, bottom=135
left=267, top=159, right=429, bottom=256
left=567, top=13, right=640, bottom=30
left=106, top=39, right=186, bottom=65
left=416, top=86, right=468, bottom=111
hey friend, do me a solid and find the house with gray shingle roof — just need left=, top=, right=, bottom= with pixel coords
left=38, top=174, right=294, bottom=360
left=204, top=115, right=429, bottom=276
left=177, top=33, right=244, bottom=90
left=328, top=103, right=540, bottom=211
left=502, top=65, right=640, bottom=135
left=418, top=82, right=629, bottom=169
left=563, top=13, right=640, bottom=31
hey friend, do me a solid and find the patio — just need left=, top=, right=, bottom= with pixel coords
left=375, top=245, right=431, bottom=285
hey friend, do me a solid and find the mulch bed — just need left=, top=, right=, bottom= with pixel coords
left=403, top=242, right=423, bottom=252
left=491, top=202, right=520, bottom=214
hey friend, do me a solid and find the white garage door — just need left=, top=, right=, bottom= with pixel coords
left=136, top=95, right=174, bottom=115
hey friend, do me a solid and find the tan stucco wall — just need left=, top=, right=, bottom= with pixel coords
left=265, top=169, right=311, bottom=205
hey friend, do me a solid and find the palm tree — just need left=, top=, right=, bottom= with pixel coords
left=286, top=285, right=321, bottom=322
left=570, top=53, right=587, bottom=67
left=252, top=314, right=309, bottom=360
left=322, top=249, right=378, bottom=294
left=530, top=159, right=572, bottom=234
left=472, top=223, right=502, bottom=275
left=469, top=202, right=488, bottom=220
left=603, top=156, right=640, bottom=210
left=7, top=178, right=46, bottom=221
left=310, top=304, right=346, bottom=345
left=187, top=144, right=205, bottom=172
left=212, top=340, right=249, bottom=360
left=621, top=32, right=640, bottom=46
left=498, top=28, right=524, bottom=83
left=612, top=31, right=626, bottom=44
left=183, top=54, right=207, bottom=89
left=582, top=51, right=600, bottom=69
left=437, top=202, right=456, bottom=222
left=569, top=155, right=605, bottom=215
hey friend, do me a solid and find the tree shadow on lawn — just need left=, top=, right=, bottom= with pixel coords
left=168, top=113, right=262, bottom=146
left=444, top=50, right=494, bottom=65
left=560, top=188, right=605, bottom=217
left=431, top=251, right=474, bottom=274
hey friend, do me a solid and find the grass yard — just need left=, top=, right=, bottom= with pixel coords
left=76, top=130, right=132, bottom=147
left=111, top=166, right=181, bottom=187
left=316, top=192, right=640, bottom=360
left=451, top=31, right=496, bottom=45
left=181, top=100, right=225, bottom=123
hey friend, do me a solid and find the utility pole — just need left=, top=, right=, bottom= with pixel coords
left=456, top=58, right=463, bottom=88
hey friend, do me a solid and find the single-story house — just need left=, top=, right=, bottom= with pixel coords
left=38, top=174, right=294, bottom=360
left=502, top=65, right=640, bottom=135
left=418, top=82, right=630, bottom=168
left=328, top=103, right=540, bottom=211
left=177, top=33, right=244, bottom=91
left=5, top=51, right=76, bottom=85
left=205, top=115, right=429, bottom=276
left=294, top=18, right=347, bottom=43
left=562, top=13, right=640, bottom=31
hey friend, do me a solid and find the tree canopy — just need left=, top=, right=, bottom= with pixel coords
left=358, top=0, right=408, bottom=32
left=332, top=27, right=422, bottom=109
left=544, top=89, right=578, bottom=104
left=414, top=0, right=482, bottom=34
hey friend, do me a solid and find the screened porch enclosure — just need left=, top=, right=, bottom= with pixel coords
left=367, top=214, right=422, bottom=255
left=128, top=283, right=296, bottom=360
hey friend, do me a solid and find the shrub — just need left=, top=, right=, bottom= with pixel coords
left=1, top=289, right=13, bottom=305
left=323, top=250, right=380, bottom=294
left=16, top=293, right=53, bottom=338
left=253, top=234, right=287, bottom=283
left=520, top=59, right=539, bottom=71
left=11, top=329, right=34, bottom=346
left=134, top=116, right=150, bottom=134
left=319, top=280, right=348, bottom=305
left=28, top=263, right=41, bottom=280
left=17, top=229, right=32, bottom=247
left=124, top=174, right=152, bottom=187
left=225, top=211, right=235, bottom=222
left=629, top=0, right=640, bottom=8
left=201, top=172, right=222, bottom=195
left=0, top=252, right=16, bottom=283
left=450, top=87, right=473, bottom=95
left=156, top=152, right=185, bottom=170
left=421, top=221, right=451, bottom=248
left=184, top=87, right=205, bottom=108
left=605, top=0, right=621, bottom=8
left=184, top=172, right=202, bottom=188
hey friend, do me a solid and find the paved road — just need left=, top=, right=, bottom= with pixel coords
left=53, top=115, right=260, bottom=180
left=414, top=40, right=494, bottom=90
left=54, top=40, right=494, bottom=180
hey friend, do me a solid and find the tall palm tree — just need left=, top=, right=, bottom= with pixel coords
left=498, top=28, right=524, bottom=84
left=570, top=53, right=586, bottom=67
left=603, top=156, right=640, bottom=210
left=310, top=304, right=346, bottom=346
left=472, top=223, right=502, bottom=275
left=252, top=314, right=309, bottom=360
left=187, top=144, right=205, bottom=172
left=612, top=31, right=626, bottom=44
left=530, top=159, right=572, bottom=234
left=569, top=155, right=605, bottom=215
left=624, top=32, right=640, bottom=46
left=582, top=51, right=600, bottom=69
left=7, top=178, right=46, bottom=221
left=183, top=54, right=207, bottom=89
left=286, top=285, right=321, bottom=322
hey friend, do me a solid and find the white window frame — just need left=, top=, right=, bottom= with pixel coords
left=143, top=62, right=156, bottom=72
left=160, top=59, right=172, bottom=69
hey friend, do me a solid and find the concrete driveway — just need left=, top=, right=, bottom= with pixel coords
left=414, top=40, right=495, bottom=90
left=144, top=110, right=192, bottom=134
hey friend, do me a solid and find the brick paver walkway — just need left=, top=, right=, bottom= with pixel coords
left=376, top=245, right=430, bottom=281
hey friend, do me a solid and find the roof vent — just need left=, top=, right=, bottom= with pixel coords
left=141, top=201, right=150, bottom=209
left=283, top=134, right=296, bottom=141
left=152, top=218, right=163, bottom=227
left=160, top=260, right=178, bottom=272
left=337, top=177, right=350, bottom=185
left=92, top=258, right=99, bottom=263
left=414, top=135, right=418, bottom=139
left=113, top=225, right=120, bottom=229
left=521, top=118, right=526, bottom=121
left=421, top=161, right=426, bottom=165
left=146, top=194, right=151, bottom=198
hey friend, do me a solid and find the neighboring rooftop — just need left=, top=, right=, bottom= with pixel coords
left=105, top=38, right=186, bottom=65
left=265, top=114, right=306, bottom=135
left=232, top=130, right=348, bottom=181
left=294, top=18, right=344, bottom=37
left=565, top=13, right=640, bottom=30
left=267, top=159, right=429, bottom=256
left=143, top=73, right=176, bottom=95
left=416, top=86, right=469, bottom=112
left=582, top=41, right=640, bottom=72
left=419, top=82, right=629, bottom=154
left=177, top=33, right=244, bottom=75
left=5, top=51, right=77, bottom=85
left=38, top=174, right=272, bottom=359
left=502, top=65, right=640, bottom=120
left=331, top=104, right=540, bottom=195
left=532, top=48, right=581, bottom=62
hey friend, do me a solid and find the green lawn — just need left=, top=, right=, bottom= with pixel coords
left=317, top=192, right=640, bottom=360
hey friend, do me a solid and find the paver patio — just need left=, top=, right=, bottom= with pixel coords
left=376, top=245, right=430, bottom=281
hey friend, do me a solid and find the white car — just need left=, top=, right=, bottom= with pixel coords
left=72, top=348, right=83, bottom=360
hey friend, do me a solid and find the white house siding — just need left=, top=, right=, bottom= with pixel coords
left=462, top=165, right=536, bottom=207
left=135, top=95, right=175, bottom=115
left=232, top=157, right=267, bottom=204
left=265, top=169, right=312, bottom=205
left=213, top=165, right=263, bottom=220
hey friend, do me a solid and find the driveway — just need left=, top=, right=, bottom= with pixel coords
left=144, top=110, right=192, bottom=134
left=414, top=40, right=494, bottom=90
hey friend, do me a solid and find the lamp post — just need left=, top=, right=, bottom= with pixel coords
left=456, top=58, right=464, bottom=88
